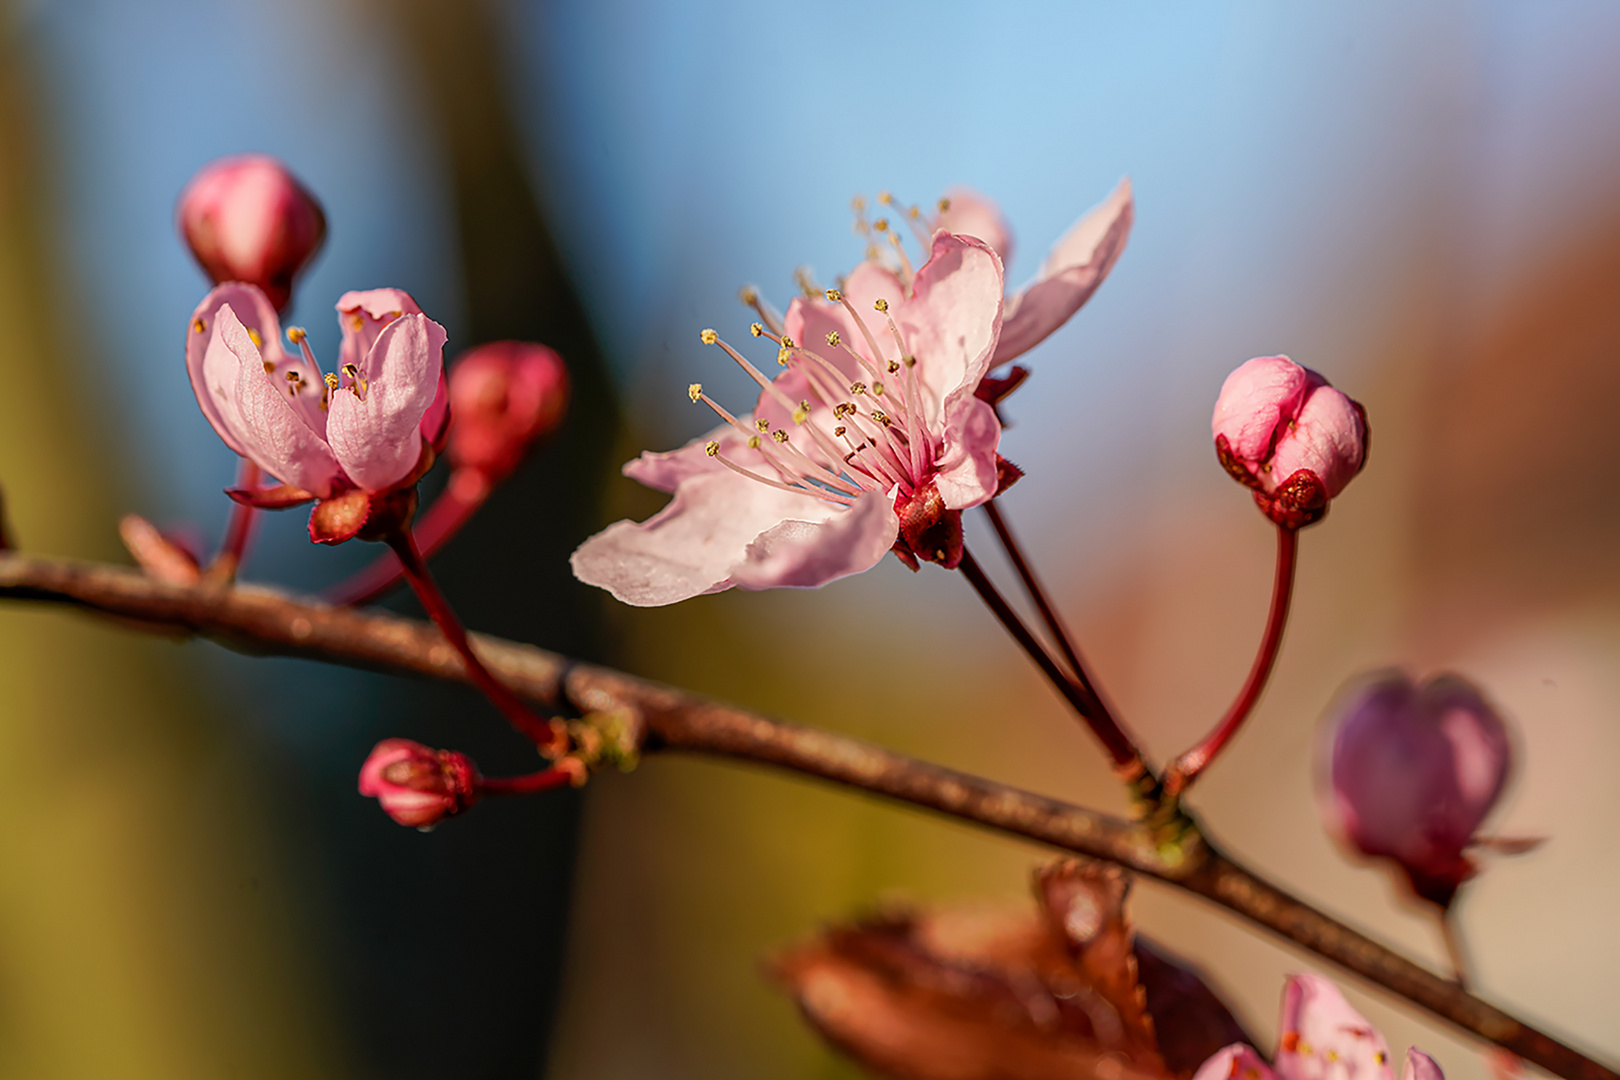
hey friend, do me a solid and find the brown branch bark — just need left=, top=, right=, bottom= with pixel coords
left=0, top=551, right=1609, bottom=1080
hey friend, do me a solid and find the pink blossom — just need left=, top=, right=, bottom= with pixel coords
left=1212, top=355, right=1368, bottom=529
left=185, top=282, right=448, bottom=543
left=447, top=341, right=570, bottom=483
left=924, top=181, right=1133, bottom=383
left=572, top=232, right=1005, bottom=606
left=177, top=154, right=327, bottom=311
left=358, top=738, right=479, bottom=829
left=1193, top=975, right=1442, bottom=1080
left=1319, top=671, right=1517, bottom=908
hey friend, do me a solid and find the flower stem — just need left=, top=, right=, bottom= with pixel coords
left=1440, top=912, right=1472, bottom=991
left=982, top=499, right=1116, bottom=727
left=384, top=526, right=557, bottom=748
left=206, top=460, right=261, bottom=583
left=1166, top=524, right=1298, bottom=795
left=478, top=765, right=575, bottom=798
left=328, top=470, right=489, bottom=606
left=958, top=546, right=1151, bottom=780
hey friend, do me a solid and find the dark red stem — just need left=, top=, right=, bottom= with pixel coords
left=958, top=547, right=1152, bottom=782
left=384, top=526, right=556, bottom=748
left=982, top=499, right=1116, bottom=726
left=208, top=460, right=261, bottom=581
left=478, top=766, right=574, bottom=798
left=328, top=470, right=489, bottom=606
left=1167, top=524, right=1298, bottom=794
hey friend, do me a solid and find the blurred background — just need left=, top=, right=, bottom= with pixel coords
left=1, top=1, right=1619, bottom=1077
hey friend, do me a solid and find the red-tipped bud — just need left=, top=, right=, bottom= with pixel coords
left=1318, top=672, right=1514, bottom=908
left=177, top=154, right=327, bottom=311
left=446, top=342, right=569, bottom=482
left=358, top=738, right=479, bottom=829
left=1212, top=355, right=1367, bottom=529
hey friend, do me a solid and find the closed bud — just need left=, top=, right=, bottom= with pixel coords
left=177, top=154, right=327, bottom=311
left=447, top=341, right=570, bottom=482
left=1212, top=355, right=1367, bottom=529
left=1318, top=671, right=1514, bottom=908
left=357, top=738, right=479, bottom=829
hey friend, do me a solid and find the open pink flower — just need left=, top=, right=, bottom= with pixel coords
left=185, top=282, right=449, bottom=543
left=572, top=232, right=1005, bottom=606
left=1194, top=975, right=1443, bottom=1080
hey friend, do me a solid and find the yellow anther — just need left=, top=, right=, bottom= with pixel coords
left=688, top=382, right=703, bottom=403
left=755, top=418, right=769, bottom=432
left=350, top=314, right=364, bottom=331
left=826, top=330, right=841, bottom=347
left=873, top=298, right=889, bottom=313
left=700, top=328, right=718, bottom=345
left=1373, top=1053, right=1387, bottom=1066
left=850, top=382, right=867, bottom=395
left=1325, top=1052, right=1338, bottom=1063
left=887, top=359, right=900, bottom=373
left=285, top=327, right=306, bottom=344
left=780, top=335, right=796, bottom=348
left=833, top=425, right=846, bottom=438
left=871, top=410, right=890, bottom=425
left=937, top=197, right=951, bottom=212
left=749, top=322, right=764, bottom=337
left=877, top=190, right=893, bottom=204
left=191, top=317, right=206, bottom=334
left=747, top=435, right=761, bottom=449
left=324, top=372, right=340, bottom=391
left=705, top=440, right=720, bottom=457
left=777, top=348, right=792, bottom=367
left=871, top=381, right=884, bottom=396
left=1298, top=1043, right=1313, bottom=1057
left=262, top=360, right=275, bottom=374
left=903, top=355, right=917, bottom=368
left=285, top=370, right=302, bottom=382
left=851, top=195, right=867, bottom=212
left=824, top=288, right=843, bottom=303
left=342, top=363, right=359, bottom=377
left=792, top=401, right=811, bottom=425
left=247, top=328, right=263, bottom=348
left=866, top=245, right=882, bottom=260
left=772, top=430, right=788, bottom=443
left=874, top=218, right=889, bottom=232
left=907, top=206, right=920, bottom=219
left=738, top=286, right=758, bottom=304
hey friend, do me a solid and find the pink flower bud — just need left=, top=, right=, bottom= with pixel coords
left=1212, top=355, right=1367, bottom=529
left=177, top=154, right=327, bottom=311
left=1318, top=672, right=1513, bottom=907
left=357, top=738, right=480, bottom=829
left=446, top=341, right=569, bottom=482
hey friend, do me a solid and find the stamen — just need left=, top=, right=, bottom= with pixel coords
left=324, top=373, right=340, bottom=391
left=247, top=328, right=262, bottom=348
left=688, top=382, right=703, bottom=403
left=793, top=400, right=811, bottom=425
left=701, top=329, right=800, bottom=415
left=794, top=267, right=821, bottom=298
left=191, top=317, right=207, bottom=334
left=738, top=286, right=783, bottom=336
left=749, top=323, right=764, bottom=337
left=705, top=440, right=720, bottom=457
left=286, top=327, right=307, bottom=345
left=829, top=289, right=893, bottom=379
left=755, top=418, right=769, bottom=432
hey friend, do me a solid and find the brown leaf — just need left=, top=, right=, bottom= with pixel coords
left=1133, top=939, right=1252, bottom=1076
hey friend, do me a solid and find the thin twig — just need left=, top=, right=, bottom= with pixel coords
left=204, top=460, right=260, bottom=585
left=0, top=552, right=1610, bottom=1080
left=958, top=547, right=1152, bottom=783
left=1167, top=524, right=1298, bottom=795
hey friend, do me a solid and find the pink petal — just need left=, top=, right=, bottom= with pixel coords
left=995, top=177, right=1133, bottom=363
left=1212, top=356, right=1313, bottom=469
left=420, top=369, right=450, bottom=448
left=187, top=285, right=287, bottom=456
left=1193, top=1045, right=1276, bottom=1080
left=327, top=313, right=447, bottom=492
left=730, top=488, right=898, bottom=590
left=896, top=232, right=1005, bottom=427
left=1276, top=975, right=1393, bottom=1080
left=621, top=421, right=733, bottom=493
left=1269, top=383, right=1366, bottom=497
left=932, top=395, right=1001, bottom=510
left=935, top=187, right=1015, bottom=268
left=222, top=306, right=344, bottom=496
left=571, top=471, right=878, bottom=607
left=1401, top=1050, right=1444, bottom=1080
left=336, top=287, right=424, bottom=374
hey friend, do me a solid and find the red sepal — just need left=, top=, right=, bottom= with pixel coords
left=226, top=482, right=317, bottom=509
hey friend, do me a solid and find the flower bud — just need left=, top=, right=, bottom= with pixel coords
left=1212, top=355, right=1367, bottom=529
left=446, top=341, right=569, bottom=482
left=177, top=154, right=327, bottom=311
left=1318, top=671, right=1513, bottom=907
left=357, top=738, right=479, bottom=829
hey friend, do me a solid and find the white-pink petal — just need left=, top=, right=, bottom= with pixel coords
left=932, top=395, right=1001, bottom=510
left=936, top=187, right=1015, bottom=268
left=327, top=313, right=446, bottom=492
left=730, top=488, right=898, bottom=590
left=1276, top=975, right=1394, bottom=1080
left=221, top=307, right=343, bottom=496
left=995, top=177, right=1133, bottom=363
left=897, top=232, right=1005, bottom=427
left=1193, top=1045, right=1276, bottom=1080
left=188, top=286, right=286, bottom=456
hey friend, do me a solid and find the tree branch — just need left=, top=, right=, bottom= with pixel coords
left=0, top=551, right=1608, bottom=1080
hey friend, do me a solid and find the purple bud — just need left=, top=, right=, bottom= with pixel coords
left=1318, top=672, right=1514, bottom=907
left=1212, top=356, right=1368, bottom=529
